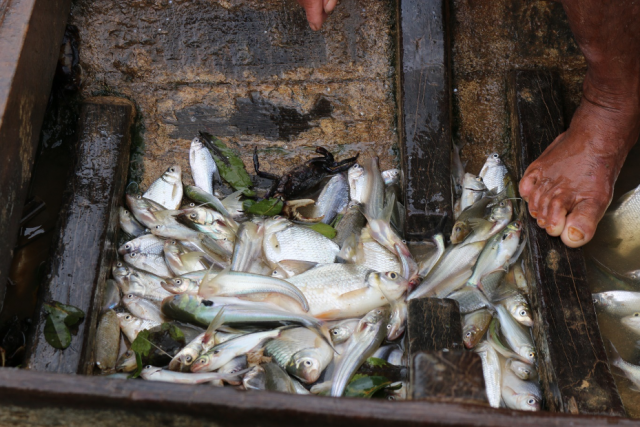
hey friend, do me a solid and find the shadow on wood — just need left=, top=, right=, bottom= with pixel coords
left=508, top=69, right=624, bottom=416
left=22, top=97, right=135, bottom=374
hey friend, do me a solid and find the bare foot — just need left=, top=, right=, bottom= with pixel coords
left=519, top=84, right=640, bottom=248
left=295, top=0, right=338, bottom=31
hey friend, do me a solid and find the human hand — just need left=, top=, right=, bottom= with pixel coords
left=295, top=0, right=338, bottom=31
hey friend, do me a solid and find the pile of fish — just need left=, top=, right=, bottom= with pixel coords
left=94, top=134, right=540, bottom=407
left=408, top=145, right=541, bottom=411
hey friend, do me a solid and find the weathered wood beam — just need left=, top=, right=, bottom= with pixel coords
left=407, top=298, right=462, bottom=354
left=509, top=69, right=624, bottom=416
left=396, top=0, right=453, bottom=241
left=0, top=0, right=71, bottom=312
left=22, top=97, right=135, bottom=374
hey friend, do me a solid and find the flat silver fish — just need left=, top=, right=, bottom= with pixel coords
left=143, top=165, right=183, bottom=210
left=479, top=153, right=508, bottom=193
left=312, top=174, right=349, bottom=225
left=189, top=136, right=219, bottom=195
left=119, top=207, right=147, bottom=237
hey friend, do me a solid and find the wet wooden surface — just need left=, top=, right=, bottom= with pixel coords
left=509, top=70, right=625, bottom=416
left=0, top=368, right=639, bottom=427
left=22, top=97, right=135, bottom=374
left=0, top=0, right=71, bottom=313
left=412, top=351, right=488, bottom=405
left=397, top=0, right=453, bottom=240
left=407, top=298, right=463, bottom=355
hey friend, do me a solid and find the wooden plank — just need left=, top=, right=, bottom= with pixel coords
left=0, top=368, right=638, bottom=427
left=22, top=97, right=135, bottom=374
left=0, top=0, right=71, bottom=312
left=396, top=0, right=453, bottom=240
left=509, top=70, right=624, bottom=416
left=411, top=351, right=488, bottom=405
left=407, top=298, right=462, bottom=354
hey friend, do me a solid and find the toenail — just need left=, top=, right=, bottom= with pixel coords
left=537, top=219, right=546, bottom=227
left=568, top=226, right=584, bottom=242
left=530, top=211, right=538, bottom=218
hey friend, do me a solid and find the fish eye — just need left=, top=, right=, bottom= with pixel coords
left=155, top=225, right=161, bottom=229
left=401, top=240, right=407, bottom=244
left=465, top=331, right=473, bottom=338
left=125, top=243, right=131, bottom=249
left=202, top=300, right=214, bottom=306
left=171, top=240, right=176, bottom=244
left=529, top=352, right=535, bottom=358
left=635, top=313, right=640, bottom=317
left=500, top=202, right=505, bottom=207
left=189, top=203, right=195, bottom=207
left=455, top=227, right=461, bottom=232
left=388, top=272, right=398, bottom=279
left=492, top=154, right=499, bottom=159
left=190, top=213, right=197, bottom=219
left=387, top=324, right=392, bottom=329
left=519, top=310, right=527, bottom=316
left=332, top=330, right=339, bottom=335
left=527, top=398, right=536, bottom=405
left=185, top=356, right=192, bottom=362
left=213, top=350, right=220, bottom=355
left=376, top=310, right=382, bottom=314
left=127, top=294, right=134, bottom=298
left=502, top=234, right=508, bottom=240
left=198, top=359, right=206, bottom=364
left=125, top=315, right=132, bottom=320
left=175, top=279, right=182, bottom=285
left=130, top=252, right=137, bottom=258
left=304, top=360, right=312, bottom=367
left=145, top=365, right=152, bottom=369
left=170, top=167, right=175, bottom=172
left=136, top=195, right=142, bottom=199
left=117, top=262, right=122, bottom=267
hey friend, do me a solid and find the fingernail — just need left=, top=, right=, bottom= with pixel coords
left=537, top=219, right=546, bottom=227
left=568, top=226, right=584, bottom=242
left=530, top=211, right=538, bottom=218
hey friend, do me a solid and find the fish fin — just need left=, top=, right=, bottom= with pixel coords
left=508, top=238, right=527, bottom=265
left=181, top=251, right=208, bottom=264
left=314, top=309, right=342, bottom=320
left=337, top=287, right=370, bottom=300
left=203, top=306, right=226, bottom=348
left=198, top=266, right=229, bottom=298
left=336, top=233, right=357, bottom=264
left=489, top=283, right=519, bottom=304
left=382, top=192, right=396, bottom=223
left=268, top=233, right=281, bottom=254
left=221, top=190, right=243, bottom=208
left=467, top=218, right=492, bottom=231
left=278, top=259, right=318, bottom=276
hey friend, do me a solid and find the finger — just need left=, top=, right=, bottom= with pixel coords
left=324, top=0, right=338, bottom=14
left=561, top=198, right=607, bottom=248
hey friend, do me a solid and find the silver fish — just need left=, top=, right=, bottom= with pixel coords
left=408, top=241, right=485, bottom=299
left=624, top=269, right=640, bottom=283
left=122, top=293, right=169, bottom=323
left=501, top=359, right=541, bottom=411
left=143, top=165, right=183, bottom=210
left=163, top=240, right=208, bottom=276
left=189, top=136, right=219, bottom=195
left=448, top=286, right=491, bottom=313
left=265, top=327, right=333, bottom=383
left=609, top=341, right=640, bottom=390
left=169, top=332, right=205, bottom=372
left=479, top=153, right=508, bottom=193
left=113, top=263, right=173, bottom=302
left=599, top=184, right=640, bottom=258
left=289, top=264, right=408, bottom=319
left=220, top=191, right=244, bottom=220
left=387, top=300, right=407, bottom=340
left=348, top=164, right=366, bottom=204
left=329, top=319, right=359, bottom=345
left=592, top=291, right=640, bottom=317
left=231, top=221, right=267, bottom=274
left=162, top=275, right=204, bottom=295
left=382, top=169, right=401, bottom=186
left=495, top=305, right=535, bottom=364
left=621, top=312, right=640, bottom=334
left=191, top=329, right=282, bottom=372
left=460, top=173, right=487, bottom=214
left=356, top=227, right=402, bottom=273
left=467, top=221, right=522, bottom=288
left=263, top=362, right=298, bottom=394
left=124, top=251, right=173, bottom=278
left=126, top=194, right=170, bottom=228
left=118, top=234, right=165, bottom=256
left=460, top=199, right=513, bottom=247
left=198, top=269, right=310, bottom=312
left=507, top=358, right=538, bottom=381
left=263, top=217, right=339, bottom=268
left=451, top=143, right=466, bottom=198
left=333, top=203, right=367, bottom=247
left=243, top=365, right=266, bottom=390
left=463, top=309, right=493, bottom=349
left=102, top=279, right=121, bottom=312
left=499, top=289, right=533, bottom=327
left=217, top=355, right=248, bottom=386
left=330, top=307, right=390, bottom=397
left=119, top=207, right=146, bottom=237
left=141, top=366, right=243, bottom=385
left=116, top=312, right=161, bottom=342
left=475, top=341, right=501, bottom=408
left=312, top=174, right=349, bottom=225
left=116, top=349, right=138, bottom=373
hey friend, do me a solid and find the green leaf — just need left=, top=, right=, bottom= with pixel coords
left=330, top=213, right=344, bottom=228
left=344, top=375, right=392, bottom=399
left=246, top=198, right=283, bottom=216
left=165, top=323, right=185, bottom=342
left=43, top=304, right=72, bottom=350
left=130, top=329, right=152, bottom=357
left=200, top=133, right=256, bottom=197
left=365, top=357, right=389, bottom=368
left=129, top=351, right=144, bottom=379
left=308, top=223, right=337, bottom=239
left=52, top=301, right=85, bottom=327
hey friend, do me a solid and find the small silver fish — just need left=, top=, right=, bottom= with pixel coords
left=189, top=136, right=219, bottom=195
left=124, top=251, right=173, bottom=279
left=348, top=164, right=366, bottom=204
left=495, top=305, right=535, bottom=364
left=609, top=341, right=640, bottom=390
left=622, top=312, right=640, bottom=334
left=333, top=203, right=367, bottom=247
left=116, top=312, right=161, bottom=342
left=467, top=221, right=522, bottom=288
left=119, top=234, right=165, bottom=256
left=102, top=279, right=121, bottom=312
left=313, top=174, right=349, bottom=225
left=143, top=165, right=183, bottom=210
left=329, top=319, right=359, bottom=345
left=479, top=153, right=509, bottom=193
left=460, top=173, right=487, bottom=213
left=381, top=169, right=401, bottom=186
left=475, top=341, right=501, bottom=408
left=119, top=207, right=147, bottom=237
left=501, top=359, right=541, bottom=411
left=141, top=366, right=243, bottom=385
left=592, top=291, right=640, bottom=317
left=122, top=293, right=169, bottom=323
left=463, top=309, right=493, bottom=349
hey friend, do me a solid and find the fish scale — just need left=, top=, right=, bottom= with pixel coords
left=119, top=234, right=165, bottom=255
left=357, top=229, right=402, bottom=273
left=264, top=223, right=339, bottom=266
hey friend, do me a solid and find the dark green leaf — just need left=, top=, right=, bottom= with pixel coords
left=308, top=223, right=337, bottom=239
left=242, top=199, right=256, bottom=211
left=52, top=301, right=85, bottom=327
left=330, top=213, right=344, bottom=228
left=344, top=375, right=392, bottom=399
left=365, top=357, right=389, bottom=368
left=43, top=304, right=72, bottom=350
left=164, top=323, right=185, bottom=342
left=128, top=351, right=144, bottom=379
left=200, top=133, right=256, bottom=197
left=246, top=198, right=283, bottom=216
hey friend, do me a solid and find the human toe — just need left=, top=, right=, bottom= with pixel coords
left=519, top=169, right=540, bottom=201
left=560, top=199, right=607, bottom=248
left=541, top=196, right=568, bottom=237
